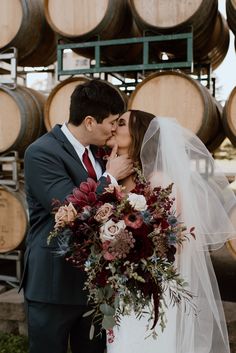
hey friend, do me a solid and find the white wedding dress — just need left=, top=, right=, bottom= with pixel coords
left=107, top=297, right=177, bottom=353
left=107, top=117, right=236, bottom=353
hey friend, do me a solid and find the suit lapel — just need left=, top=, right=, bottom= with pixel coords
left=50, top=125, right=106, bottom=174
left=50, top=124, right=82, bottom=165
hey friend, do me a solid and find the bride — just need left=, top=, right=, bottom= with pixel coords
left=106, top=110, right=236, bottom=353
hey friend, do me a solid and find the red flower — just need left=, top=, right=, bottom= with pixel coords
left=161, top=219, right=170, bottom=230
left=127, top=224, right=153, bottom=261
left=124, top=212, right=143, bottom=229
left=95, top=268, right=111, bottom=287
left=67, top=178, right=98, bottom=207
left=80, top=178, right=97, bottom=193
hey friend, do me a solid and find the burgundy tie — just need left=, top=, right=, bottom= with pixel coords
left=82, top=148, right=97, bottom=181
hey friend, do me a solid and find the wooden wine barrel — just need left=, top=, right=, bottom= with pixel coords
left=44, top=0, right=141, bottom=65
left=222, top=87, right=236, bottom=146
left=0, top=0, right=56, bottom=67
left=0, top=187, right=28, bottom=253
left=130, top=0, right=218, bottom=61
left=44, top=77, right=90, bottom=131
left=0, top=86, right=46, bottom=156
left=226, top=0, right=236, bottom=35
left=44, top=0, right=126, bottom=40
left=128, top=71, right=221, bottom=146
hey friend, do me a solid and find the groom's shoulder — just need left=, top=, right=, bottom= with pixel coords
left=25, top=126, right=62, bottom=157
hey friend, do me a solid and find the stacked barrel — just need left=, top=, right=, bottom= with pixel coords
left=0, top=0, right=56, bottom=258
left=41, top=0, right=229, bottom=153
left=0, top=1, right=235, bottom=299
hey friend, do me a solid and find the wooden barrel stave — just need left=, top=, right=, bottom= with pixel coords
left=19, top=1, right=57, bottom=67
left=200, top=12, right=230, bottom=71
left=206, top=99, right=225, bottom=152
left=226, top=0, right=236, bottom=35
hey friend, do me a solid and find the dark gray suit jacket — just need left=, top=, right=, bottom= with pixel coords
left=20, top=124, right=107, bottom=305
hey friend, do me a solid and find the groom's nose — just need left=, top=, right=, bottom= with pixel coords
left=111, top=121, right=117, bottom=131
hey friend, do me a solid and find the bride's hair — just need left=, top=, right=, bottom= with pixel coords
left=128, top=109, right=155, bottom=163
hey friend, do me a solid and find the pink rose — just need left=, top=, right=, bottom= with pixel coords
left=94, top=203, right=113, bottom=223
left=100, top=220, right=126, bottom=243
left=54, top=202, right=77, bottom=229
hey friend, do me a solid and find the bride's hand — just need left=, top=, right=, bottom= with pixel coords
left=106, top=144, right=134, bottom=181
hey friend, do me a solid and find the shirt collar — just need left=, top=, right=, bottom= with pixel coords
left=61, top=122, right=90, bottom=158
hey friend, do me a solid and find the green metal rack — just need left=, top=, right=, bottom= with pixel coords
left=57, top=32, right=193, bottom=79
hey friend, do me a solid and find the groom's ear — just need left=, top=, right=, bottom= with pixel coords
left=84, top=116, right=96, bottom=131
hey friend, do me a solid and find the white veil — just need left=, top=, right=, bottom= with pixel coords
left=140, top=117, right=236, bottom=353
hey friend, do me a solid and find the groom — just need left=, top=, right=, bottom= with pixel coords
left=20, top=79, right=133, bottom=353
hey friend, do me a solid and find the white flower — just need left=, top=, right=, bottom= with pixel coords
left=127, top=193, right=147, bottom=211
left=100, top=219, right=126, bottom=243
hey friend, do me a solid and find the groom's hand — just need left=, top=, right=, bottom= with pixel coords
left=106, top=144, right=133, bottom=181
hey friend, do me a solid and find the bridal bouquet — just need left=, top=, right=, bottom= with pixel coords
left=48, top=170, right=195, bottom=341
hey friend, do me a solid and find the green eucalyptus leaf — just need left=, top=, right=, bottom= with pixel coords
left=104, top=285, right=114, bottom=299
left=82, top=309, right=95, bottom=318
left=97, top=288, right=105, bottom=301
left=102, top=315, right=116, bottom=330
left=89, top=324, right=95, bottom=340
left=114, top=295, right=120, bottom=309
left=100, top=303, right=115, bottom=316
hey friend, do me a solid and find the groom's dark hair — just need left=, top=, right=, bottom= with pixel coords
left=69, top=79, right=125, bottom=125
left=128, top=110, right=155, bottom=163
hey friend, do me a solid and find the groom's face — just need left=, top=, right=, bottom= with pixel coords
left=92, top=114, right=118, bottom=146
